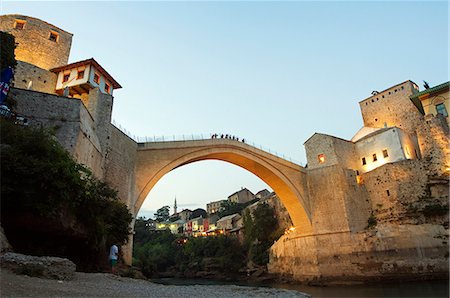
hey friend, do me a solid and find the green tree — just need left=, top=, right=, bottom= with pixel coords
left=243, top=203, right=280, bottom=265
left=154, top=206, right=170, bottom=222
left=0, top=31, right=17, bottom=71
left=0, top=120, right=132, bottom=271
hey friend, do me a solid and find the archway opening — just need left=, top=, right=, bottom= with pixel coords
left=137, top=160, right=277, bottom=220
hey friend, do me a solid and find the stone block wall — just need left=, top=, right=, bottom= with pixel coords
left=103, top=126, right=137, bottom=209
left=416, top=114, right=450, bottom=176
left=10, top=88, right=81, bottom=151
left=305, top=134, right=357, bottom=170
left=0, top=15, right=72, bottom=70
left=359, top=81, right=423, bottom=135
left=269, top=223, right=449, bottom=283
left=361, top=159, right=429, bottom=223
left=12, top=61, right=57, bottom=94
left=307, top=165, right=356, bottom=234
left=10, top=87, right=105, bottom=179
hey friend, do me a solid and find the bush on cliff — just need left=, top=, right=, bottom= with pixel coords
left=0, top=119, right=132, bottom=271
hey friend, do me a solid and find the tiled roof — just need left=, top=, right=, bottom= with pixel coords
left=50, top=58, right=122, bottom=89
left=410, top=81, right=450, bottom=100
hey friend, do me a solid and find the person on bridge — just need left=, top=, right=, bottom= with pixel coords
left=109, top=244, right=119, bottom=275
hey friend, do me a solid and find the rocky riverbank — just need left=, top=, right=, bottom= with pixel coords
left=0, top=269, right=311, bottom=297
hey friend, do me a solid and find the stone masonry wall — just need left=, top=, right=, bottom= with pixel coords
left=307, top=165, right=355, bottom=234
left=13, top=61, right=57, bottom=94
left=103, top=125, right=137, bottom=210
left=361, top=160, right=429, bottom=224
left=10, top=88, right=81, bottom=151
left=416, top=114, right=450, bottom=176
left=359, top=81, right=423, bottom=135
left=10, top=87, right=105, bottom=178
left=0, top=14, right=72, bottom=70
left=305, top=134, right=356, bottom=170
left=269, top=223, right=448, bottom=283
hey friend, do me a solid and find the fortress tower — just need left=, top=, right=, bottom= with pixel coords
left=0, top=14, right=73, bottom=70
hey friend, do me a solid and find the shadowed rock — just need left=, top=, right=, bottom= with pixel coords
left=0, top=252, right=76, bottom=280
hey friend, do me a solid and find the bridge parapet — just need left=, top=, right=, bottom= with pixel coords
left=136, top=138, right=304, bottom=169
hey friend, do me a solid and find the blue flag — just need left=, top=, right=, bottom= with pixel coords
left=0, top=67, right=14, bottom=104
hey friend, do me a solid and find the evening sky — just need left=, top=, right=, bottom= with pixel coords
left=1, top=1, right=448, bottom=218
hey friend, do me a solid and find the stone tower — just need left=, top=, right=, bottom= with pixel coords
left=173, top=197, right=177, bottom=215
left=0, top=14, right=73, bottom=70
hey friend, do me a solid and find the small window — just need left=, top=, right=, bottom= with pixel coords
left=318, top=154, right=325, bottom=163
left=386, top=190, right=390, bottom=196
left=14, top=20, right=26, bottom=30
left=62, top=73, right=70, bottom=83
left=436, top=103, right=448, bottom=117
left=49, top=31, right=59, bottom=42
left=382, top=149, right=389, bottom=158
left=77, top=70, right=85, bottom=79
left=93, top=73, right=100, bottom=84
left=105, top=83, right=110, bottom=93
left=362, top=157, right=366, bottom=165
left=373, top=153, right=377, bottom=162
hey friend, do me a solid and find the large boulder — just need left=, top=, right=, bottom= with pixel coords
left=0, top=252, right=76, bottom=280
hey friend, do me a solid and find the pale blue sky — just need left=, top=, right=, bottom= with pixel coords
left=2, top=1, right=448, bottom=218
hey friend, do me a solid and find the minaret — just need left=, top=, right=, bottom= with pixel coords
left=173, top=197, right=177, bottom=215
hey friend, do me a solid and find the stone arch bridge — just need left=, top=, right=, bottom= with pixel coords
left=133, top=138, right=312, bottom=233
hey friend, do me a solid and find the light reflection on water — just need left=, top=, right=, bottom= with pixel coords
left=151, top=278, right=449, bottom=298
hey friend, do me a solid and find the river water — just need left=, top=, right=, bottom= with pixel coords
left=152, top=278, right=449, bottom=297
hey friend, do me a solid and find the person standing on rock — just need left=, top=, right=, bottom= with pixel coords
left=109, top=244, right=119, bottom=274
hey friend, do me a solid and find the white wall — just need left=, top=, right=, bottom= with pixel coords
left=355, top=127, right=414, bottom=173
left=88, top=65, right=114, bottom=95
left=55, top=65, right=90, bottom=90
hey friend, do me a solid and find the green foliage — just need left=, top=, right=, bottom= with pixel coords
left=367, top=212, right=377, bottom=229
left=154, top=206, right=170, bottom=222
left=189, top=208, right=207, bottom=219
left=132, top=218, right=246, bottom=277
left=0, top=31, right=17, bottom=71
left=182, top=235, right=245, bottom=273
left=243, top=203, right=280, bottom=266
left=133, top=229, right=178, bottom=276
left=422, top=204, right=449, bottom=217
left=0, top=120, right=133, bottom=269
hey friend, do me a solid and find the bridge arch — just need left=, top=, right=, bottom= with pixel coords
left=133, top=140, right=312, bottom=232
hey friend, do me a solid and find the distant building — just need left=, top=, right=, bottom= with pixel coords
left=143, top=218, right=157, bottom=231
left=410, top=81, right=449, bottom=126
left=206, top=199, right=227, bottom=214
left=178, top=209, right=192, bottom=222
left=184, top=216, right=204, bottom=237
left=217, top=213, right=242, bottom=231
left=255, top=189, right=271, bottom=200
left=156, top=219, right=184, bottom=234
left=228, top=188, right=255, bottom=204
left=205, top=213, right=220, bottom=233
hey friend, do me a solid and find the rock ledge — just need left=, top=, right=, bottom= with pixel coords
left=0, top=252, right=76, bottom=280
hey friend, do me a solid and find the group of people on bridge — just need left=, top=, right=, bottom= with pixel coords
left=211, top=133, right=245, bottom=143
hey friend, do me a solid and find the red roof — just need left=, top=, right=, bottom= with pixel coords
left=50, top=58, right=122, bottom=89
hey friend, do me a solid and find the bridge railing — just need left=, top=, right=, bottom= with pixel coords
left=112, top=120, right=303, bottom=165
